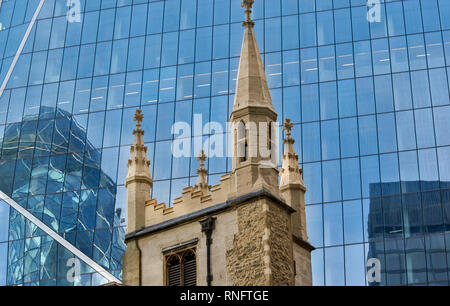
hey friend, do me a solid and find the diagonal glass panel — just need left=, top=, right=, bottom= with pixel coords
left=0, top=105, right=126, bottom=285
left=0, top=196, right=121, bottom=285
left=0, top=0, right=45, bottom=99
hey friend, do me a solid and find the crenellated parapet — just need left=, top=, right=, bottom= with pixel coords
left=125, top=110, right=238, bottom=229
left=143, top=173, right=233, bottom=228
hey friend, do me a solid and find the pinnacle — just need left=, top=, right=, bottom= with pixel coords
left=125, top=110, right=153, bottom=187
left=195, top=150, right=209, bottom=194
left=280, top=118, right=303, bottom=187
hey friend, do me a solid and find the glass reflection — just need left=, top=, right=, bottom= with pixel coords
left=0, top=107, right=125, bottom=285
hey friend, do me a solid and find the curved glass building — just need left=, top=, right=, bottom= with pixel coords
left=0, top=106, right=125, bottom=285
left=0, top=0, right=449, bottom=286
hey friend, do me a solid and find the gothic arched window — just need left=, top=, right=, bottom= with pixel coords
left=165, top=248, right=197, bottom=286
left=269, top=121, right=277, bottom=164
left=166, top=255, right=181, bottom=286
left=237, top=121, right=247, bottom=162
left=182, top=249, right=197, bottom=286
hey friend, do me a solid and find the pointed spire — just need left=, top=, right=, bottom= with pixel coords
left=231, top=0, right=275, bottom=114
left=280, top=119, right=303, bottom=187
left=125, top=109, right=153, bottom=187
left=195, top=150, right=209, bottom=194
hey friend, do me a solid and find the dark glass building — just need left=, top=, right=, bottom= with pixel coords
left=366, top=181, right=450, bottom=285
left=0, top=0, right=449, bottom=285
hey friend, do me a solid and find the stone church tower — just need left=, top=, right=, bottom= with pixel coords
left=122, top=0, right=314, bottom=286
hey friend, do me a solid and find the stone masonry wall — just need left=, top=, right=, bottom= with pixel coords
left=266, top=201, right=295, bottom=286
left=226, top=197, right=295, bottom=286
left=226, top=199, right=267, bottom=285
left=293, top=243, right=312, bottom=286
left=122, top=239, right=141, bottom=286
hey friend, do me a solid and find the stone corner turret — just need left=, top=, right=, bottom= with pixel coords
left=125, top=109, right=153, bottom=234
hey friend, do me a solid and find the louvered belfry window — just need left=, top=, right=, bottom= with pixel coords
left=167, top=256, right=182, bottom=286
left=166, top=248, right=197, bottom=286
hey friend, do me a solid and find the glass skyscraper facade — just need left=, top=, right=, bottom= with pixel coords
left=0, top=0, right=449, bottom=286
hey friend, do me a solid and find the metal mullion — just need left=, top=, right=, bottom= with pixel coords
left=0, top=0, right=46, bottom=99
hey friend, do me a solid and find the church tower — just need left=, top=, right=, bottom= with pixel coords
left=121, top=0, right=313, bottom=286
left=229, top=0, right=279, bottom=198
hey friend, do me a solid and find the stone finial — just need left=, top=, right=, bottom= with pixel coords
left=125, top=109, right=152, bottom=187
left=241, top=0, right=255, bottom=26
left=134, top=108, right=144, bottom=130
left=283, top=118, right=294, bottom=141
left=195, top=149, right=209, bottom=194
left=198, top=149, right=206, bottom=169
left=280, top=118, right=303, bottom=187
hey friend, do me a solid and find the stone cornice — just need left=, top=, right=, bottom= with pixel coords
left=125, top=175, right=153, bottom=188
left=230, top=105, right=277, bottom=120
left=292, top=234, right=315, bottom=252
left=279, top=182, right=306, bottom=192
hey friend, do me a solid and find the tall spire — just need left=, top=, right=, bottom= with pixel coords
left=125, top=110, right=152, bottom=186
left=280, top=119, right=303, bottom=187
left=231, top=0, right=275, bottom=114
left=195, top=149, right=209, bottom=194
left=228, top=0, right=279, bottom=197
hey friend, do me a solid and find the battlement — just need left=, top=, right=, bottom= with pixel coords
left=144, top=173, right=232, bottom=227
